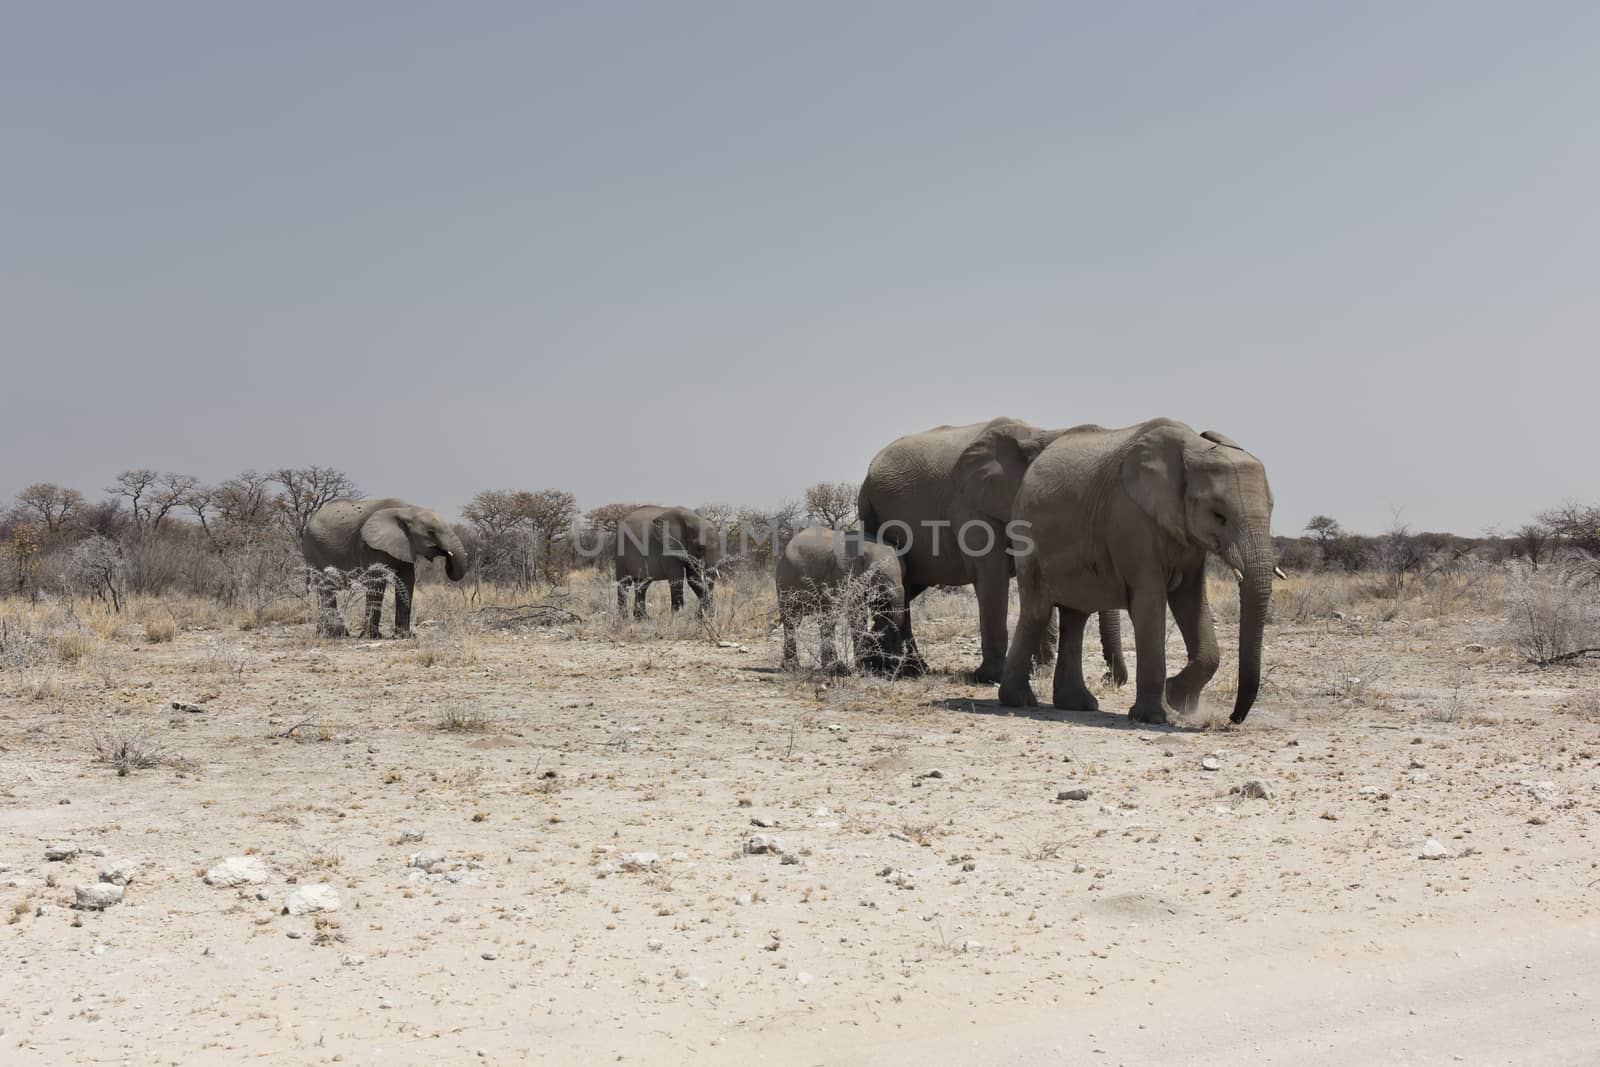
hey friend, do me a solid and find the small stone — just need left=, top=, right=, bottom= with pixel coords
left=398, top=828, right=425, bottom=844
left=285, top=930, right=303, bottom=939
left=797, top=972, right=814, bottom=985
left=780, top=854, right=800, bottom=866
left=340, top=953, right=367, bottom=967
left=282, top=884, right=340, bottom=916
left=1057, top=788, right=1091, bottom=801
left=408, top=849, right=445, bottom=871
left=204, top=856, right=269, bottom=887
left=255, top=890, right=270, bottom=901
left=962, top=939, right=985, bottom=952
left=1201, top=757, right=1221, bottom=772
left=920, top=769, right=944, bottom=779
left=735, top=892, right=754, bottom=906
left=1409, top=772, right=1431, bottom=785
left=619, top=852, right=661, bottom=872
left=1420, top=838, right=1452, bottom=860
left=44, top=843, right=80, bottom=862
left=98, top=859, right=141, bottom=886
left=480, top=951, right=497, bottom=961
left=74, top=883, right=123, bottom=910
left=743, top=834, right=783, bottom=855
left=1408, top=758, right=1425, bottom=770
left=749, top=816, right=777, bottom=828
left=1524, top=780, right=1558, bottom=803
left=1238, top=779, right=1274, bottom=800
left=646, top=938, right=664, bottom=952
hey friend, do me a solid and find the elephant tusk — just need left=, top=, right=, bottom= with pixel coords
left=1231, top=567, right=1245, bottom=583
left=1273, top=565, right=1288, bottom=581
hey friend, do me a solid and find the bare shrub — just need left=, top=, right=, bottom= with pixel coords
left=436, top=704, right=497, bottom=733
left=68, top=535, right=127, bottom=612
left=1503, top=558, right=1600, bottom=665
left=89, top=716, right=175, bottom=776
left=142, top=612, right=178, bottom=643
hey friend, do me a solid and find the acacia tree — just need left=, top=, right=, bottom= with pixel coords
left=804, top=482, right=858, bottom=529
left=271, top=466, right=360, bottom=541
left=1539, top=502, right=1600, bottom=557
left=106, top=470, right=198, bottom=535
left=15, top=483, right=85, bottom=537
left=514, top=489, right=578, bottom=583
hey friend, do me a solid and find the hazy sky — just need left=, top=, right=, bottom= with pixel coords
left=5, top=1, right=1597, bottom=536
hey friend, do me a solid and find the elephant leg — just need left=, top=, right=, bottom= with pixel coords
left=971, top=555, right=1011, bottom=684
left=1051, top=608, right=1099, bottom=711
left=362, top=574, right=386, bottom=639
left=819, top=616, right=841, bottom=672
left=685, top=571, right=710, bottom=619
left=1033, top=608, right=1058, bottom=669
left=1128, top=586, right=1174, bottom=725
left=1165, top=572, right=1220, bottom=714
left=998, top=598, right=1048, bottom=707
left=616, top=577, right=631, bottom=615
left=317, top=583, right=346, bottom=637
left=392, top=562, right=415, bottom=637
left=1099, top=611, right=1130, bottom=687
left=669, top=578, right=685, bottom=613
left=633, top=580, right=649, bottom=619
left=780, top=600, right=800, bottom=669
left=897, top=584, right=929, bottom=676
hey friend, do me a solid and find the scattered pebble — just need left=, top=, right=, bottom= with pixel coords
left=44, top=843, right=80, bottom=862
left=1420, top=838, right=1452, bottom=861
left=98, top=859, right=141, bottom=886
left=743, top=834, right=783, bottom=855
left=1057, top=788, right=1091, bottom=801
left=74, top=883, right=124, bottom=910
left=480, top=951, right=498, bottom=961
left=408, top=849, right=446, bottom=872
left=619, top=852, right=661, bottom=872
left=398, top=828, right=425, bottom=844
left=282, top=884, right=340, bottom=916
left=204, top=856, right=269, bottom=887
left=1237, top=779, right=1274, bottom=800
left=646, top=938, right=664, bottom=952
left=1523, top=780, right=1558, bottom=803
left=1201, top=757, right=1221, bottom=772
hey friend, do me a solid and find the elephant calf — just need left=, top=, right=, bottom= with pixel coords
left=614, top=506, right=719, bottom=618
left=301, top=498, right=467, bottom=638
left=776, top=527, right=907, bottom=675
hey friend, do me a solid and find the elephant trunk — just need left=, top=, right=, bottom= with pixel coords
left=440, top=528, right=468, bottom=582
left=1230, top=535, right=1274, bottom=724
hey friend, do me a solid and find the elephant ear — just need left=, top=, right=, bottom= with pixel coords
left=361, top=508, right=418, bottom=563
left=1120, top=429, right=1190, bottom=545
left=1200, top=430, right=1243, bottom=450
left=953, top=418, right=1061, bottom=520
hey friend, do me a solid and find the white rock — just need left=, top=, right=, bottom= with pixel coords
left=74, top=883, right=123, bottom=910
left=646, top=938, right=664, bottom=952
left=743, top=834, right=783, bottom=855
left=962, top=939, right=986, bottom=952
left=398, top=828, right=425, bottom=844
left=1358, top=785, right=1383, bottom=796
left=619, top=852, right=661, bottom=872
left=44, top=842, right=80, bottom=862
left=1409, top=772, right=1431, bottom=785
left=1201, top=756, right=1221, bottom=772
left=1238, top=779, right=1274, bottom=800
left=734, top=892, right=754, bottom=906
left=1420, top=838, right=1452, bottom=860
left=98, top=859, right=141, bottom=886
left=204, top=856, right=268, bottom=887
left=1523, top=780, right=1558, bottom=803
left=797, top=971, right=814, bottom=985
left=282, top=883, right=340, bottom=916
left=408, top=849, right=445, bottom=871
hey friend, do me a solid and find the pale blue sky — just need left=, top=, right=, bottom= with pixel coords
left=4, top=1, right=1597, bottom=535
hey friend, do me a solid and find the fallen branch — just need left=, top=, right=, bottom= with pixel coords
left=1532, top=648, right=1600, bottom=666
left=469, top=602, right=580, bottom=629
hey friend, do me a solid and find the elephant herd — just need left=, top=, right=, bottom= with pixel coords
left=300, top=417, right=1276, bottom=726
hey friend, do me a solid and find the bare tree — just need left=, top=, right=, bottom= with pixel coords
left=580, top=502, right=638, bottom=569
left=15, top=483, right=85, bottom=536
left=1513, top=522, right=1552, bottom=571
left=514, top=489, right=579, bottom=583
left=1539, top=501, right=1600, bottom=557
left=803, top=482, right=858, bottom=529
left=271, top=466, right=360, bottom=541
left=107, top=470, right=197, bottom=534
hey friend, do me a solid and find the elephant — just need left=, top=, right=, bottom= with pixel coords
left=615, top=506, right=719, bottom=618
left=858, top=418, right=1127, bottom=685
left=776, top=526, right=907, bottom=674
left=997, top=418, right=1279, bottom=726
left=301, top=498, right=467, bottom=638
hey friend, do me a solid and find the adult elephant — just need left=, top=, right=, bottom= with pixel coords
left=615, top=506, right=718, bottom=618
left=858, top=418, right=1127, bottom=684
left=998, top=419, right=1280, bottom=726
left=301, top=498, right=467, bottom=638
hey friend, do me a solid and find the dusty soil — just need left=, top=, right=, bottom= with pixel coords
left=3, top=590, right=1599, bottom=1065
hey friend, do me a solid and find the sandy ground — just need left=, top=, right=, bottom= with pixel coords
left=2, top=585, right=1599, bottom=1065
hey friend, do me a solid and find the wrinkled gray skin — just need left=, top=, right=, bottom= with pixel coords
left=999, top=419, right=1275, bottom=726
left=301, top=498, right=467, bottom=638
left=776, top=527, right=907, bottom=675
left=858, top=418, right=1127, bottom=684
left=615, top=506, right=719, bottom=618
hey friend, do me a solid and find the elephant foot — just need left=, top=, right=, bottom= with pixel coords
left=898, top=654, right=928, bottom=678
left=969, top=662, right=1005, bottom=686
left=998, top=677, right=1038, bottom=708
left=1052, top=684, right=1099, bottom=713
left=1128, top=699, right=1174, bottom=726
